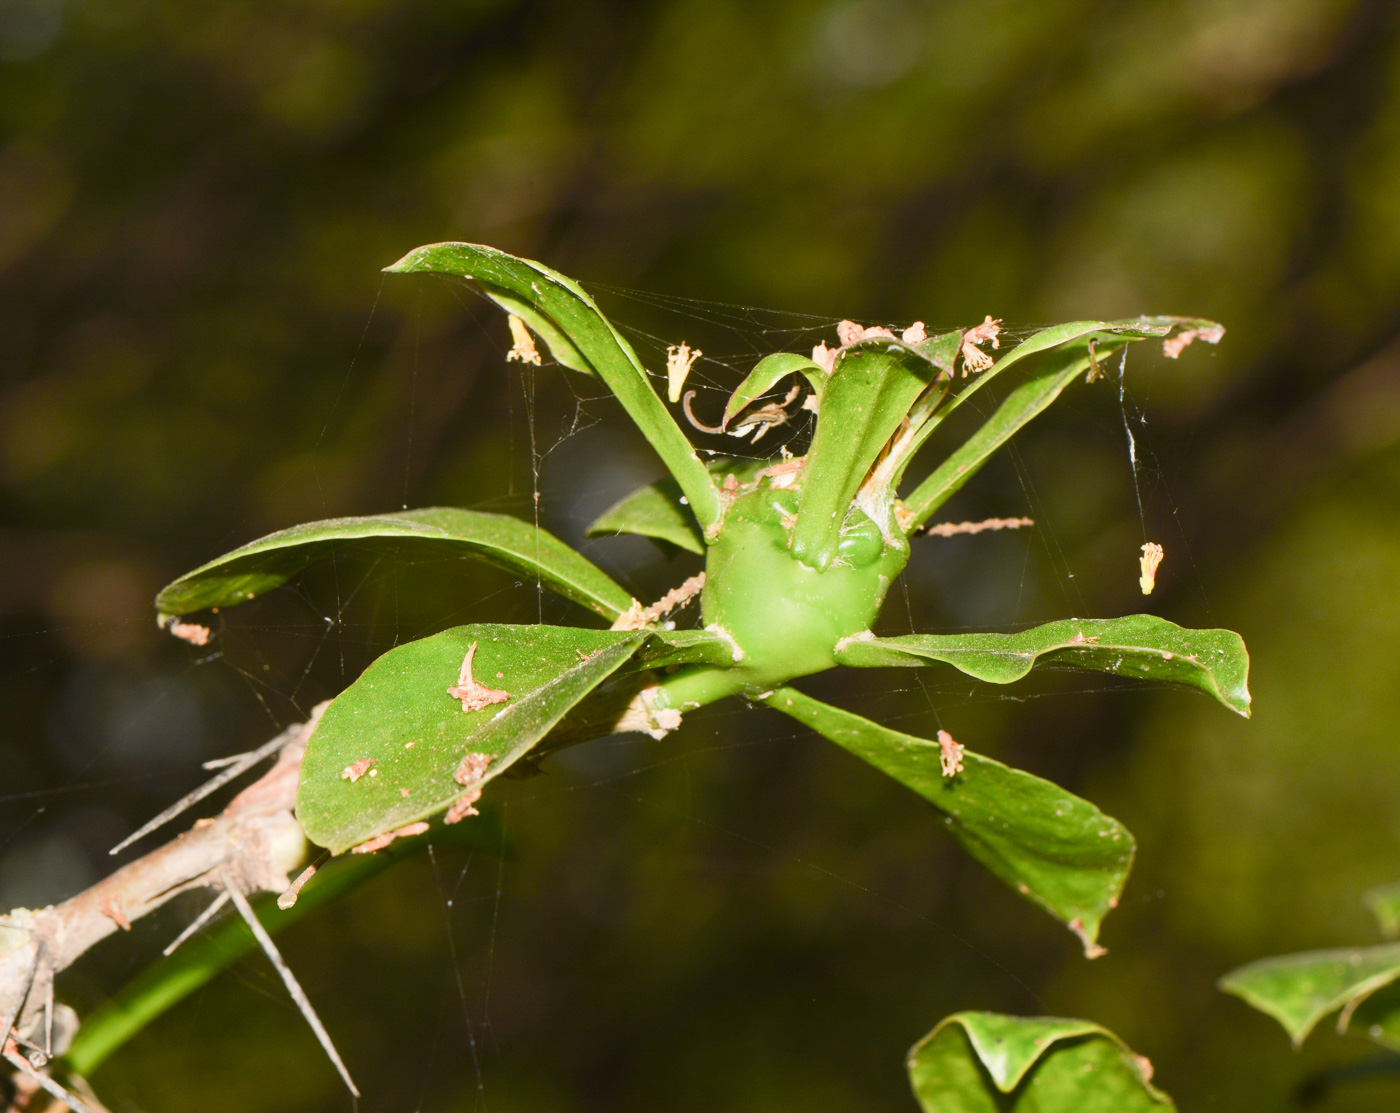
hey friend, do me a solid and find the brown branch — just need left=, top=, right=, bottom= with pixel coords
left=0, top=705, right=326, bottom=1062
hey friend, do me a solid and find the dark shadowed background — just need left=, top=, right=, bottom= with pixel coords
left=3, top=1, right=1400, bottom=1110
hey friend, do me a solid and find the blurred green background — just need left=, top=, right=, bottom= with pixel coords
left=2, top=0, right=1400, bottom=1109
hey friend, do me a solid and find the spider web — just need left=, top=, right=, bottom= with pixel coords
left=0, top=275, right=1205, bottom=1111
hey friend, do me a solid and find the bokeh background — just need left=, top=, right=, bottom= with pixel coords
left=3, top=0, right=1400, bottom=1109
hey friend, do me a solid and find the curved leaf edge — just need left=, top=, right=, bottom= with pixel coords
left=908, top=1011, right=1173, bottom=1106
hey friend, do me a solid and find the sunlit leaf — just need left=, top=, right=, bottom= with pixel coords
left=386, top=242, right=723, bottom=533
left=1365, top=882, right=1400, bottom=939
left=723, top=352, right=828, bottom=427
left=1219, top=942, right=1400, bottom=1045
left=835, top=614, right=1251, bottom=718
left=790, top=340, right=944, bottom=571
left=586, top=457, right=769, bottom=555
left=298, top=624, right=644, bottom=853
left=767, top=687, right=1133, bottom=950
left=908, top=1011, right=1174, bottom=1112
left=155, top=507, right=635, bottom=622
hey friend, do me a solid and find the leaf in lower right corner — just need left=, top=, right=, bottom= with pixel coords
left=907, top=1012, right=1174, bottom=1112
left=1218, top=942, right=1400, bottom=1046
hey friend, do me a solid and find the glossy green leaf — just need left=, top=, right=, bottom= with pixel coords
left=63, top=814, right=501, bottom=1076
left=912, top=329, right=964, bottom=375
left=156, top=507, right=635, bottom=622
left=386, top=242, right=722, bottom=532
left=1365, top=882, right=1400, bottom=938
left=586, top=457, right=770, bottom=555
left=767, top=687, right=1133, bottom=950
left=908, top=1012, right=1173, bottom=1112
left=900, top=346, right=1097, bottom=532
left=835, top=614, right=1251, bottom=718
left=791, top=340, right=944, bottom=571
left=943, top=316, right=1221, bottom=420
left=298, top=624, right=644, bottom=853
left=634, top=628, right=744, bottom=670
left=1343, top=979, right=1400, bottom=1051
left=723, top=352, right=828, bottom=427
left=587, top=475, right=704, bottom=554
left=1219, top=942, right=1400, bottom=1045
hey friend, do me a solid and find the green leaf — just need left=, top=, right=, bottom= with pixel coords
left=1219, top=942, right=1400, bottom=1045
left=943, top=316, right=1221, bottom=420
left=912, top=329, right=963, bottom=375
left=587, top=475, right=704, bottom=554
left=1365, top=882, right=1400, bottom=939
left=767, top=687, right=1133, bottom=951
left=723, top=352, right=828, bottom=428
left=155, top=507, right=635, bottom=623
left=635, top=628, right=745, bottom=670
left=791, top=340, right=944, bottom=571
left=62, top=815, right=500, bottom=1076
left=835, top=614, right=1251, bottom=718
left=1343, top=979, right=1400, bottom=1051
left=386, top=242, right=722, bottom=533
left=900, top=345, right=1098, bottom=532
left=586, top=457, right=770, bottom=555
left=908, top=1012, right=1174, bottom=1112
left=298, top=624, right=644, bottom=853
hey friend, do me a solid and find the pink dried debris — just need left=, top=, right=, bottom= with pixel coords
left=611, top=572, right=706, bottom=631
left=340, top=758, right=376, bottom=783
left=447, top=642, right=511, bottom=712
left=444, top=786, right=482, bottom=824
left=665, top=341, right=702, bottom=403
left=351, top=821, right=431, bottom=855
left=959, top=316, right=1002, bottom=374
left=168, top=621, right=211, bottom=646
left=443, top=751, right=495, bottom=822
left=1068, top=917, right=1108, bottom=959
left=924, top=516, right=1034, bottom=538
left=1139, top=541, right=1164, bottom=595
left=812, top=319, right=901, bottom=374
left=454, top=751, right=494, bottom=787
left=901, top=321, right=927, bottom=344
left=937, top=730, right=965, bottom=778
left=99, top=894, right=132, bottom=931
left=1162, top=324, right=1224, bottom=359
left=505, top=314, right=542, bottom=366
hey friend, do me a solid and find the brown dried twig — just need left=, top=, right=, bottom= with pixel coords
left=1, top=705, right=326, bottom=1098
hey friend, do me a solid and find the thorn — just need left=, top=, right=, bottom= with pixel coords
left=162, top=890, right=231, bottom=956
left=220, top=872, right=360, bottom=1098
left=0, top=944, right=40, bottom=1056
left=109, top=727, right=294, bottom=855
